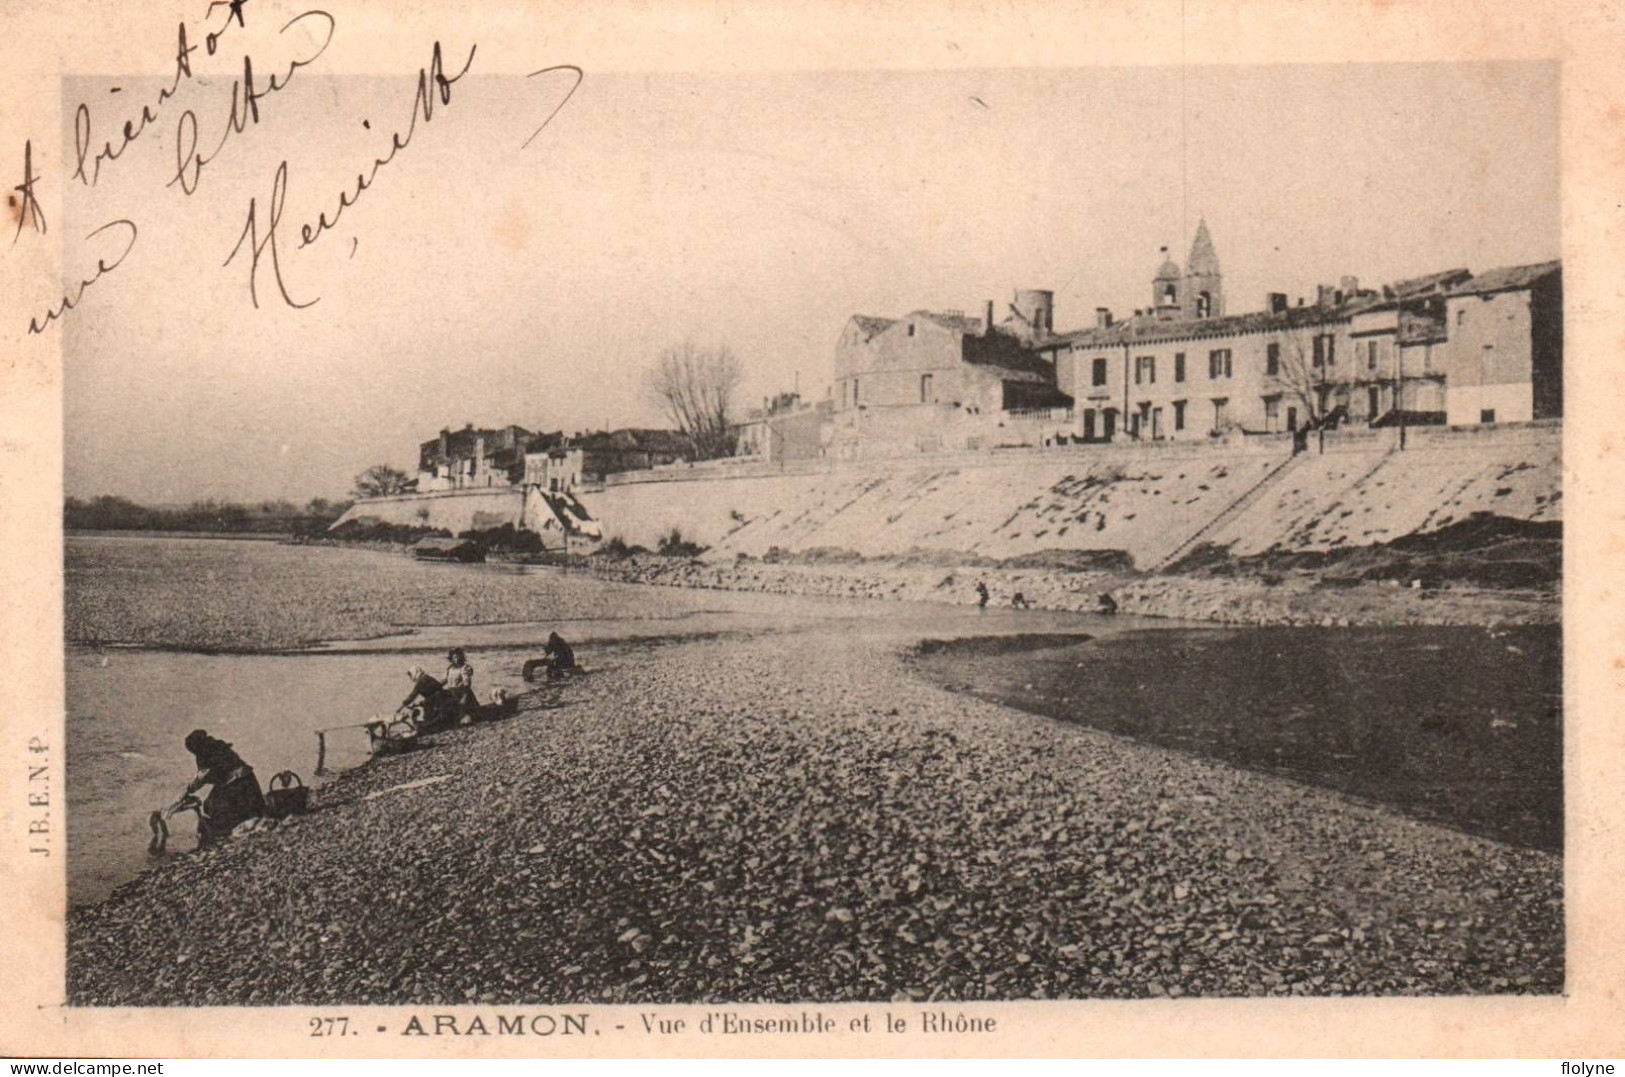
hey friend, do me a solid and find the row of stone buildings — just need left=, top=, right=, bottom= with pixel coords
left=416, top=424, right=694, bottom=494
left=822, top=221, right=1561, bottom=458
left=404, top=224, right=1562, bottom=492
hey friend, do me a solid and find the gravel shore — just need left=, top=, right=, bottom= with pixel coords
left=67, top=627, right=1562, bottom=1004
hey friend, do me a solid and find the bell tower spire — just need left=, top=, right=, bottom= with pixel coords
left=1184, top=218, right=1223, bottom=319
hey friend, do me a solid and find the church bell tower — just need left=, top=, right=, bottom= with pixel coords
left=1184, top=218, right=1223, bottom=320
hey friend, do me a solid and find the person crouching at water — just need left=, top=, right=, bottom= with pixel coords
left=544, top=632, right=575, bottom=677
left=401, top=665, right=444, bottom=717
left=522, top=633, right=577, bottom=682
left=170, top=730, right=265, bottom=846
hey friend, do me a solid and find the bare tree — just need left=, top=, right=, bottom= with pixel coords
left=1272, top=325, right=1338, bottom=430
left=352, top=464, right=414, bottom=499
left=643, top=341, right=742, bottom=460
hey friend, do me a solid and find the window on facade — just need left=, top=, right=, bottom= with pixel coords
left=1311, top=333, right=1337, bottom=367
left=1212, top=397, right=1229, bottom=430
left=1196, top=292, right=1212, bottom=318
left=1163, top=284, right=1177, bottom=304
left=1136, top=356, right=1155, bottom=385
left=920, top=373, right=933, bottom=404
left=853, top=378, right=860, bottom=405
left=1366, top=339, right=1379, bottom=370
left=1263, top=395, right=1280, bottom=431
left=1481, top=408, right=1496, bottom=424
left=1208, top=349, right=1232, bottom=379
left=907, top=323, right=915, bottom=337
left=1091, top=357, right=1108, bottom=387
left=1368, top=385, right=1381, bottom=418
left=1266, top=342, right=1280, bottom=376
left=1173, top=400, right=1186, bottom=431
left=1174, top=352, right=1186, bottom=382
left=1458, top=310, right=1467, bottom=327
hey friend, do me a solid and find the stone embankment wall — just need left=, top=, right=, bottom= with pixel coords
left=588, top=423, right=1559, bottom=568
left=1202, top=423, right=1560, bottom=556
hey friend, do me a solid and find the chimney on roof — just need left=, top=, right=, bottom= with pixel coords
left=1297, top=297, right=1305, bottom=307
left=1267, top=292, right=1289, bottom=314
left=1316, top=284, right=1337, bottom=308
left=1095, top=307, right=1113, bottom=329
left=439, top=428, right=449, bottom=456
left=985, top=299, right=995, bottom=336
left=1340, top=275, right=1360, bottom=298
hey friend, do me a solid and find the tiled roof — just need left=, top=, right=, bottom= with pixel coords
left=1390, top=268, right=1471, bottom=298
left=1449, top=260, right=1560, bottom=297
left=849, top=315, right=898, bottom=338
left=911, top=310, right=987, bottom=333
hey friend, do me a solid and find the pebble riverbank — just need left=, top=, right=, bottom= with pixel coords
left=67, top=628, right=1562, bottom=1004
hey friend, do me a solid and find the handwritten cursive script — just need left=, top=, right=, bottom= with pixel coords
left=71, top=11, right=249, bottom=190
left=225, top=39, right=477, bottom=308
left=295, top=41, right=477, bottom=251
left=26, top=220, right=139, bottom=335
left=170, top=10, right=336, bottom=196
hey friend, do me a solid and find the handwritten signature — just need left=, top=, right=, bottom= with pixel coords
left=229, top=49, right=583, bottom=310
left=12, top=0, right=582, bottom=334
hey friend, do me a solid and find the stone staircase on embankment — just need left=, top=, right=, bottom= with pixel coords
left=1195, top=434, right=1562, bottom=556
left=1146, top=450, right=1305, bottom=571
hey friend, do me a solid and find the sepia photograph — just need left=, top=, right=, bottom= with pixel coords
left=3, top=0, right=1623, bottom=1061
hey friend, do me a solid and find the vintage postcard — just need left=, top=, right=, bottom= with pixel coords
left=3, top=0, right=1623, bottom=1060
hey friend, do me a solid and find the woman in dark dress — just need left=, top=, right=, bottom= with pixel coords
left=544, top=632, right=575, bottom=674
left=525, top=632, right=577, bottom=682
left=172, top=730, right=266, bottom=846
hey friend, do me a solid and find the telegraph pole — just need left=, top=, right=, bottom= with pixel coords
left=1396, top=315, right=1407, bottom=451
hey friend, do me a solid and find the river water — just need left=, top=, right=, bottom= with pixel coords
left=66, top=534, right=1560, bottom=906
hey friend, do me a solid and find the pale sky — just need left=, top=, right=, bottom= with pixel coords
left=61, top=56, right=1558, bottom=503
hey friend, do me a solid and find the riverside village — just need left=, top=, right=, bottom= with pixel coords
left=333, top=223, right=1561, bottom=586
